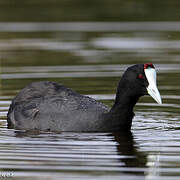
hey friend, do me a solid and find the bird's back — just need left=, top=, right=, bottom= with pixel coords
left=7, top=81, right=109, bottom=132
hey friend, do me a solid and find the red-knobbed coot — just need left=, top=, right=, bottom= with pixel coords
left=7, top=63, right=162, bottom=132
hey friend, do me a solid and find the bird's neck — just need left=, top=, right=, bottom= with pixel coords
left=107, top=85, right=140, bottom=131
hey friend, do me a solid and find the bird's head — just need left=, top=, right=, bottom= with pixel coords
left=120, top=63, right=162, bottom=104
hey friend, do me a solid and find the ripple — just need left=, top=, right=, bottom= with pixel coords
left=2, top=64, right=180, bottom=73
left=1, top=22, right=180, bottom=32
left=92, top=37, right=180, bottom=51
left=1, top=64, right=180, bottom=80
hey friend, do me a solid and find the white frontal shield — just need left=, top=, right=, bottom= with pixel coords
left=145, top=68, right=162, bottom=104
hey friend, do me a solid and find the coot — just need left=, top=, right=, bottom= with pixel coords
left=7, top=63, right=162, bottom=132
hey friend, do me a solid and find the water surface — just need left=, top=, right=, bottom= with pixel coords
left=0, top=21, right=180, bottom=180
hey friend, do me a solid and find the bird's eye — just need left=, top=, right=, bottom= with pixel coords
left=138, top=74, right=144, bottom=79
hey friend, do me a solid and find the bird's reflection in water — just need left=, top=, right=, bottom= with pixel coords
left=13, top=130, right=147, bottom=177
left=111, top=131, right=147, bottom=175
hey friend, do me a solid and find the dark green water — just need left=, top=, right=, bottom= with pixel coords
left=0, top=1, right=180, bottom=180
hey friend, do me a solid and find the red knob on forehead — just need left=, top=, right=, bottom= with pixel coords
left=144, top=63, right=155, bottom=69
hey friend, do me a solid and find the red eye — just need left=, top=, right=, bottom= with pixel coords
left=138, top=74, right=144, bottom=79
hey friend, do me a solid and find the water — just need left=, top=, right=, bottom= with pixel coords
left=0, top=24, right=180, bottom=180
left=0, top=2, right=180, bottom=179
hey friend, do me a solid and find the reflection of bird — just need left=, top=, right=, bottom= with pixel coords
left=112, top=132, right=147, bottom=173
left=7, top=63, right=162, bottom=132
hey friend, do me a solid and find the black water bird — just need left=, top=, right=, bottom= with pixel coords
left=7, top=63, right=162, bottom=132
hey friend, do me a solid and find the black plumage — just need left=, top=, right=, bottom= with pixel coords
left=7, top=64, right=152, bottom=132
